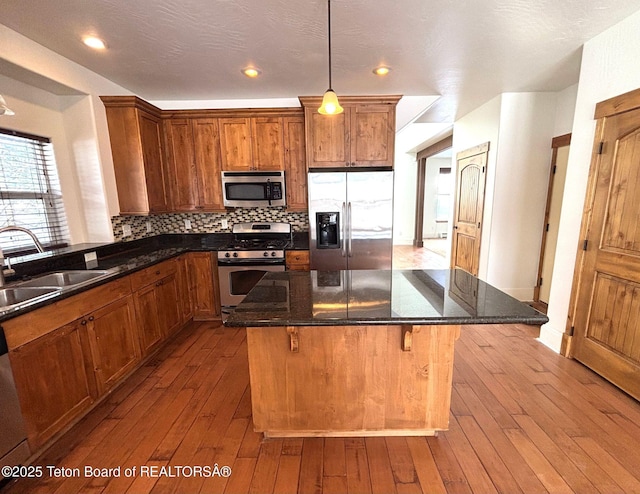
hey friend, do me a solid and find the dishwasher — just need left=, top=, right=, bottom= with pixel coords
left=0, top=325, right=30, bottom=477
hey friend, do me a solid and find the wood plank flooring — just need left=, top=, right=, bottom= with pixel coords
left=3, top=321, right=640, bottom=494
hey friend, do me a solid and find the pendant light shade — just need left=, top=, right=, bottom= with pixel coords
left=0, top=95, right=15, bottom=116
left=318, top=0, right=343, bottom=115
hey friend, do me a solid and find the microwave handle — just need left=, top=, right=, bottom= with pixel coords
left=266, top=179, right=272, bottom=206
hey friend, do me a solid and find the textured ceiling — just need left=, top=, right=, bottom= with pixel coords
left=2, top=0, right=640, bottom=122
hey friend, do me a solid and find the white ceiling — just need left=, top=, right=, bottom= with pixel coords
left=2, top=0, right=640, bottom=125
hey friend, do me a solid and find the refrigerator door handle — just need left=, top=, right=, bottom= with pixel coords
left=341, top=202, right=347, bottom=257
left=348, top=201, right=353, bottom=257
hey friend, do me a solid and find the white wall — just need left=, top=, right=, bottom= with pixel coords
left=554, top=84, right=578, bottom=136
left=392, top=151, right=417, bottom=245
left=540, top=8, right=640, bottom=352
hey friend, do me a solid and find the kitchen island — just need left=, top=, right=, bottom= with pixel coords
left=225, top=269, right=548, bottom=437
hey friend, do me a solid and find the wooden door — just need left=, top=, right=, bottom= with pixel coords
left=156, top=273, right=181, bottom=336
left=9, top=321, right=94, bottom=449
left=188, top=252, right=220, bottom=320
left=304, top=107, right=349, bottom=168
left=570, top=90, right=640, bottom=400
left=251, top=117, right=285, bottom=170
left=350, top=104, right=395, bottom=167
left=192, top=118, right=225, bottom=210
left=164, top=118, right=199, bottom=210
left=138, top=111, right=168, bottom=213
left=134, top=283, right=164, bottom=355
left=85, top=295, right=140, bottom=395
left=219, top=117, right=253, bottom=170
left=450, top=142, right=489, bottom=276
left=283, top=116, right=307, bottom=210
left=535, top=134, right=571, bottom=304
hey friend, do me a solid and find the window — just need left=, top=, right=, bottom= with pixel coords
left=435, top=167, right=452, bottom=221
left=0, top=128, right=69, bottom=255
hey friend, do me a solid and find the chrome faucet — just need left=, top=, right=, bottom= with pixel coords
left=0, top=226, right=46, bottom=286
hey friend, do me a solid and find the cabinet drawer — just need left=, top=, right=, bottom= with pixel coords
left=286, top=250, right=310, bottom=270
left=129, top=258, right=178, bottom=291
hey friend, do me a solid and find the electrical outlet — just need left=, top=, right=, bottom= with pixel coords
left=184, top=219, right=192, bottom=230
left=122, top=224, right=132, bottom=237
left=146, top=221, right=153, bottom=233
left=221, top=219, right=228, bottom=229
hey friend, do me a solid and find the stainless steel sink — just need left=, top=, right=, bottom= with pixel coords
left=0, top=287, right=61, bottom=309
left=18, top=270, right=112, bottom=288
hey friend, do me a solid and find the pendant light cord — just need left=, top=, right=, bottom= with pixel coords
left=327, top=0, right=333, bottom=90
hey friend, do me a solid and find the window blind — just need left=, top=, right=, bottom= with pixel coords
left=0, top=128, right=69, bottom=255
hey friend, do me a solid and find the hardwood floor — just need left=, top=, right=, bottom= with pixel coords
left=393, top=242, right=448, bottom=269
left=3, top=322, right=640, bottom=494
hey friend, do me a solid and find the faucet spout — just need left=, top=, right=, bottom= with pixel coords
left=0, top=225, right=46, bottom=287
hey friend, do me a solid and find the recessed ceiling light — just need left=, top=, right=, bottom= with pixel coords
left=373, top=66, right=391, bottom=76
left=83, top=36, right=106, bottom=50
left=242, top=67, right=261, bottom=78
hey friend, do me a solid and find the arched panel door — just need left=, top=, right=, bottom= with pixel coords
left=451, top=143, right=489, bottom=276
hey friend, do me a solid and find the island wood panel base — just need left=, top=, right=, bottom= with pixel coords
left=246, top=324, right=461, bottom=437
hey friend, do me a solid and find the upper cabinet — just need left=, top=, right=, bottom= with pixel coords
left=101, top=96, right=169, bottom=215
left=283, top=116, right=307, bottom=211
left=219, top=116, right=286, bottom=171
left=299, top=95, right=401, bottom=169
left=164, top=118, right=225, bottom=211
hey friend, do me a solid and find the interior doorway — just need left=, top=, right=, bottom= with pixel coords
left=394, top=135, right=453, bottom=270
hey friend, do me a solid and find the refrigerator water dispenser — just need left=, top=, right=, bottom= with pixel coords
left=316, top=212, right=340, bottom=249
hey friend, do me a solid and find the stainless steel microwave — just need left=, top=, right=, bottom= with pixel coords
left=221, top=171, right=286, bottom=208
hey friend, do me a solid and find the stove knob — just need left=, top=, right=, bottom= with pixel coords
left=224, top=252, right=230, bottom=258
left=233, top=252, right=239, bottom=258
left=271, top=251, right=277, bottom=257
left=263, top=251, right=269, bottom=257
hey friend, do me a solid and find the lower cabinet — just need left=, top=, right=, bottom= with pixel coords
left=9, top=321, right=95, bottom=450
left=83, top=295, right=141, bottom=396
left=285, top=250, right=310, bottom=271
left=187, top=252, right=220, bottom=320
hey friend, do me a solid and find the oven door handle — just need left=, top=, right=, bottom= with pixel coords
left=217, top=259, right=285, bottom=266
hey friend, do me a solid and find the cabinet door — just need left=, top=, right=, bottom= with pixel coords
left=134, top=283, right=164, bottom=355
left=192, top=118, right=225, bottom=210
left=350, top=105, right=395, bottom=167
left=284, top=116, right=308, bottom=210
left=165, top=118, right=199, bottom=210
left=9, top=322, right=94, bottom=449
left=157, top=273, right=181, bottom=336
left=188, top=252, right=220, bottom=320
left=219, top=118, right=253, bottom=171
left=304, top=107, right=349, bottom=168
left=138, top=111, right=169, bottom=212
left=85, top=295, right=141, bottom=395
left=252, top=117, right=285, bottom=170
left=176, top=255, right=193, bottom=324
left=285, top=250, right=310, bottom=271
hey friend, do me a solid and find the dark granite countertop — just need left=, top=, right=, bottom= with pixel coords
left=224, top=269, right=549, bottom=327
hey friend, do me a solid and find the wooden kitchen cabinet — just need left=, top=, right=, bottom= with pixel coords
left=220, top=116, right=286, bottom=171
left=285, top=250, right=310, bottom=271
left=176, top=255, right=194, bottom=324
left=299, top=95, right=401, bottom=169
left=132, top=259, right=182, bottom=354
left=187, top=252, right=220, bottom=320
left=164, top=118, right=226, bottom=211
left=101, top=96, right=169, bottom=214
left=9, top=321, right=94, bottom=450
left=83, top=295, right=140, bottom=395
left=283, top=116, right=308, bottom=211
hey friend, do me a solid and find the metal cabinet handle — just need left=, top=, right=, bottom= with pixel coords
left=81, top=320, right=87, bottom=326
left=348, top=202, right=353, bottom=257
left=88, top=316, right=94, bottom=322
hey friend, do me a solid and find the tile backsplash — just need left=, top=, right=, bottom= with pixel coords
left=111, top=208, right=309, bottom=242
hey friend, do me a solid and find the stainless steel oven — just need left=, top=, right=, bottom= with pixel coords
left=218, top=262, right=285, bottom=309
left=216, top=222, right=292, bottom=313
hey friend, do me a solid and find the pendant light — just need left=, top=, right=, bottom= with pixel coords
left=318, top=0, right=343, bottom=115
left=0, top=95, right=15, bottom=116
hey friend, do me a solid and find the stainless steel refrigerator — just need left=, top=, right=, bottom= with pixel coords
left=308, top=171, right=394, bottom=270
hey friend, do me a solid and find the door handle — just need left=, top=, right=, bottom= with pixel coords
left=341, top=202, right=347, bottom=257
left=348, top=202, right=353, bottom=257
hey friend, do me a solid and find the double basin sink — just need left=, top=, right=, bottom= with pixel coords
left=0, top=270, right=114, bottom=311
